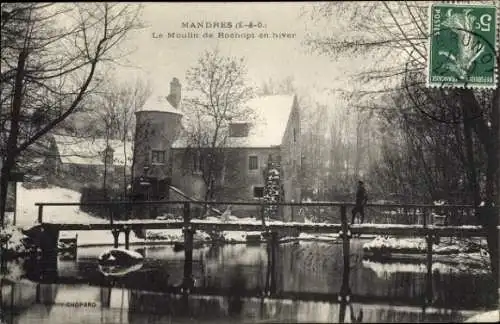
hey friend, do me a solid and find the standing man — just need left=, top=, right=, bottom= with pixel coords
left=352, top=181, right=368, bottom=224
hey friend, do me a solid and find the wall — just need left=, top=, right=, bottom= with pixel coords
left=280, top=96, right=302, bottom=221
left=169, top=96, right=302, bottom=221
left=171, top=147, right=280, bottom=218
left=133, top=111, right=182, bottom=180
left=170, top=148, right=206, bottom=201
left=221, top=147, right=280, bottom=202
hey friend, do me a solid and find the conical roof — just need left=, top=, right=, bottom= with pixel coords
left=137, top=96, right=183, bottom=115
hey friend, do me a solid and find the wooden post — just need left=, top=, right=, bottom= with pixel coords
left=264, top=239, right=272, bottom=296
left=340, top=205, right=351, bottom=263
left=123, top=227, right=131, bottom=250
left=425, top=233, right=434, bottom=305
left=111, top=228, right=120, bottom=248
left=109, top=204, right=114, bottom=226
left=37, top=204, right=44, bottom=223
left=339, top=204, right=351, bottom=323
left=13, top=182, right=17, bottom=226
left=183, top=201, right=194, bottom=289
left=39, top=224, right=59, bottom=281
left=261, top=204, right=266, bottom=227
left=423, top=207, right=427, bottom=228
left=270, top=231, right=278, bottom=296
left=35, top=283, right=41, bottom=303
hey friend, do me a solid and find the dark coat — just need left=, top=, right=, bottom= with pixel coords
left=355, top=186, right=368, bottom=205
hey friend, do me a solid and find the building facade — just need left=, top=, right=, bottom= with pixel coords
left=131, top=78, right=183, bottom=203
left=171, top=93, right=302, bottom=221
left=50, top=134, right=133, bottom=188
left=131, top=78, right=302, bottom=221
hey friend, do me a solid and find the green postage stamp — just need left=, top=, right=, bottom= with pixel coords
left=428, top=3, right=498, bottom=89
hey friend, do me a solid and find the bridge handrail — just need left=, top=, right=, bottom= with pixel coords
left=33, top=200, right=483, bottom=209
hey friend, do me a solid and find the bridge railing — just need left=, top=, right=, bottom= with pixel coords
left=34, top=199, right=481, bottom=227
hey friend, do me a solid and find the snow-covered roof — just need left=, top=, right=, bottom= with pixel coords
left=137, top=96, right=183, bottom=115
left=172, top=94, right=296, bottom=149
left=52, top=134, right=133, bottom=166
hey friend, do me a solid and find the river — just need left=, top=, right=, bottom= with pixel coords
left=1, top=239, right=496, bottom=323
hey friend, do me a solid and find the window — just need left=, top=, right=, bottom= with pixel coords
left=253, top=186, right=264, bottom=198
left=229, top=122, right=250, bottom=137
left=149, top=122, right=162, bottom=137
left=151, top=150, right=166, bottom=164
left=249, top=155, right=258, bottom=170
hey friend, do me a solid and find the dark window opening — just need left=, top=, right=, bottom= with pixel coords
left=229, top=122, right=250, bottom=137
left=249, top=155, right=258, bottom=170
left=253, top=186, right=264, bottom=198
left=152, top=150, right=166, bottom=164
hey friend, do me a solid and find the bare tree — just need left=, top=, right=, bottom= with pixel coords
left=303, top=0, right=499, bottom=285
left=0, top=3, right=143, bottom=226
left=88, top=78, right=151, bottom=196
left=182, top=49, right=254, bottom=205
left=259, top=76, right=296, bottom=96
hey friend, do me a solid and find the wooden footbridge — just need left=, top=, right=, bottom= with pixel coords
left=31, top=200, right=498, bottom=284
left=13, top=200, right=498, bottom=314
left=34, top=200, right=492, bottom=236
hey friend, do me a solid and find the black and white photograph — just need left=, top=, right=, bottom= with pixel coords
left=0, top=1, right=499, bottom=323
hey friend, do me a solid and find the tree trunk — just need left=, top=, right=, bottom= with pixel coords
left=459, top=89, right=499, bottom=288
left=103, top=162, right=108, bottom=198
left=0, top=51, right=27, bottom=227
left=462, top=105, right=481, bottom=206
left=103, top=132, right=110, bottom=199
left=0, top=165, right=11, bottom=228
left=123, top=137, right=128, bottom=198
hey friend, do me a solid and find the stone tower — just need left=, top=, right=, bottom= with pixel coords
left=132, top=78, right=183, bottom=205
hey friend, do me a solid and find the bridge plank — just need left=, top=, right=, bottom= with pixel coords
left=43, top=221, right=490, bottom=237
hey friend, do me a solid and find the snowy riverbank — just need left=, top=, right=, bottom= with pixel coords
left=363, top=235, right=487, bottom=255
left=464, top=310, right=499, bottom=323
left=362, top=235, right=490, bottom=269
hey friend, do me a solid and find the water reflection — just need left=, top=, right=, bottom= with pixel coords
left=1, top=240, right=497, bottom=323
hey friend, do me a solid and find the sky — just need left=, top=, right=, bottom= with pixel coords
left=112, top=2, right=395, bottom=106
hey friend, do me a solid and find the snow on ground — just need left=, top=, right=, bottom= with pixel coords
left=59, top=229, right=181, bottom=247
left=364, top=236, right=427, bottom=251
left=222, top=231, right=262, bottom=242
left=298, top=233, right=339, bottom=241
left=363, top=236, right=486, bottom=254
left=464, top=310, right=499, bottom=323
left=15, top=185, right=106, bottom=227
left=362, top=260, right=489, bottom=279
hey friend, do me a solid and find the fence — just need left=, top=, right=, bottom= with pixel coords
left=36, top=199, right=483, bottom=227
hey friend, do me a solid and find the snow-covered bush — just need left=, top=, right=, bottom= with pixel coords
left=0, top=258, right=25, bottom=282
left=0, top=226, right=32, bottom=256
left=363, top=235, right=485, bottom=255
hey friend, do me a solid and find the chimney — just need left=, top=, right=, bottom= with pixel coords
left=167, top=77, right=181, bottom=109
